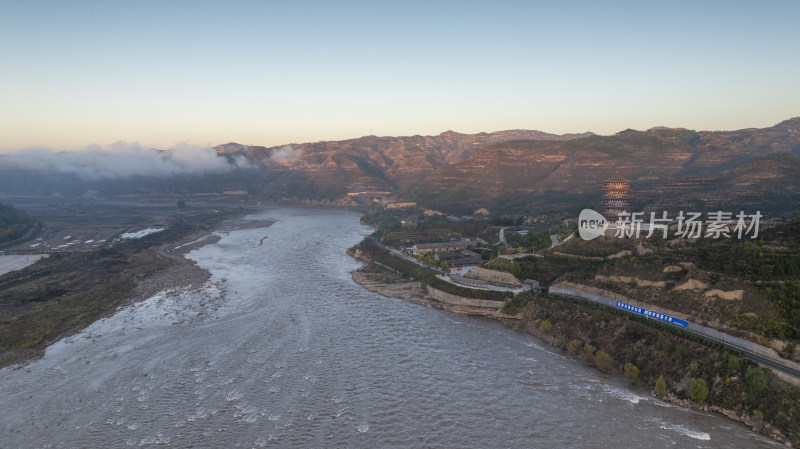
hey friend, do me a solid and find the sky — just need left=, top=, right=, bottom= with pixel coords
left=1, top=0, right=799, bottom=151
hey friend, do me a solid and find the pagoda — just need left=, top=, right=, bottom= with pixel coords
left=602, top=168, right=630, bottom=222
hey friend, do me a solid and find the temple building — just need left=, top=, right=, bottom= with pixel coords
left=602, top=168, right=630, bottom=222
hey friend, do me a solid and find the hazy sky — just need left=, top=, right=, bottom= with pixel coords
left=2, top=0, right=798, bottom=151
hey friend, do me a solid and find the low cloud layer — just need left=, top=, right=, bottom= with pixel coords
left=0, top=142, right=251, bottom=179
left=270, top=145, right=304, bottom=160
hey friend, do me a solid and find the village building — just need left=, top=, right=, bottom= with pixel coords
left=434, top=250, right=482, bottom=268
left=523, top=279, right=540, bottom=291
left=412, top=241, right=471, bottom=255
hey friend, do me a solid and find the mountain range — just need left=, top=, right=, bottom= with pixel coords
left=214, top=118, right=800, bottom=217
left=2, top=119, right=799, bottom=218
left=213, top=129, right=594, bottom=201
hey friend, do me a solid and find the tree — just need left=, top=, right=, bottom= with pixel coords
left=689, top=378, right=709, bottom=403
left=745, top=367, right=766, bottom=398
left=674, top=343, right=690, bottom=360
left=538, top=319, right=553, bottom=333
left=774, top=260, right=786, bottom=276
left=785, top=258, right=798, bottom=276
left=177, top=199, right=187, bottom=210
left=725, top=354, right=740, bottom=375
left=624, top=362, right=639, bottom=383
left=654, top=375, right=666, bottom=396
left=780, top=342, right=797, bottom=360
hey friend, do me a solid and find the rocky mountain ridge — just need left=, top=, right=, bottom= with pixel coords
left=1, top=120, right=799, bottom=218
left=399, top=118, right=800, bottom=215
left=213, top=129, right=595, bottom=200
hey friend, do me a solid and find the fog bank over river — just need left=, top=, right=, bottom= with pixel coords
left=0, top=208, right=779, bottom=448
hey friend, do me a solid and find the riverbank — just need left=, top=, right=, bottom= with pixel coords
left=351, top=261, right=511, bottom=319
left=125, top=218, right=276, bottom=306
left=349, top=259, right=798, bottom=447
left=0, top=210, right=270, bottom=369
left=113, top=236, right=220, bottom=312
left=518, top=309, right=796, bottom=446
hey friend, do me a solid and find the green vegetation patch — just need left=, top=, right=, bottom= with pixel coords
left=594, top=227, right=800, bottom=343
left=517, top=293, right=800, bottom=440
left=487, top=254, right=603, bottom=286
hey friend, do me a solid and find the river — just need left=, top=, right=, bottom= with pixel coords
left=0, top=207, right=780, bottom=448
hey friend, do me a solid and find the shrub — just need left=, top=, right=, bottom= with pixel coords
left=595, top=350, right=615, bottom=373
left=751, top=409, right=764, bottom=431
left=689, top=378, right=709, bottom=403
left=503, top=292, right=532, bottom=315
left=567, top=339, right=582, bottom=355
left=623, top=362, right=639, bottom=383
left=780, top=342, right=797, bottom=359
left=538, top=319, right=553, bottom=333
left=654, top=375, right=666, bottom=396
left=583, top=343, right=596, bottom=365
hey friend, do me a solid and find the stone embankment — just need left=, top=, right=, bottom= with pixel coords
left=349, top=259, right=511, bottom=319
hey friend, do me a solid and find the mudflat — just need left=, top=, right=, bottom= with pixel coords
left=0, top=203, right=253, bottom=369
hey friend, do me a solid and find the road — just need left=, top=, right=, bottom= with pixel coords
left=436, top=274, right=524, bottom=293
left=680, top=326, right=800, bottom=379
left=371, top=235, right=800, bottom=381
left=0, top=255, right=46, bottom=276
left=498, top=227, right=507, bottom=246
left=549, top=232, right=574, bottom=249
left=371, top=236, right=446, bottom=273
left=550, top=286, right=800, bottom=381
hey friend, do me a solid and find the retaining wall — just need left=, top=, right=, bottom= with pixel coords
left=426, top=286, right=507, bottom=310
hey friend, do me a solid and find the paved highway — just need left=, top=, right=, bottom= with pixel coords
left=551, top=288, right=800, bottom=380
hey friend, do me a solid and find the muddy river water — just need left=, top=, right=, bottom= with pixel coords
left=0, top=207, right=780, bottom=448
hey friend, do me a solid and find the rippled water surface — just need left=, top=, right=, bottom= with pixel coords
left=0, top=208, right=780, bottom=448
